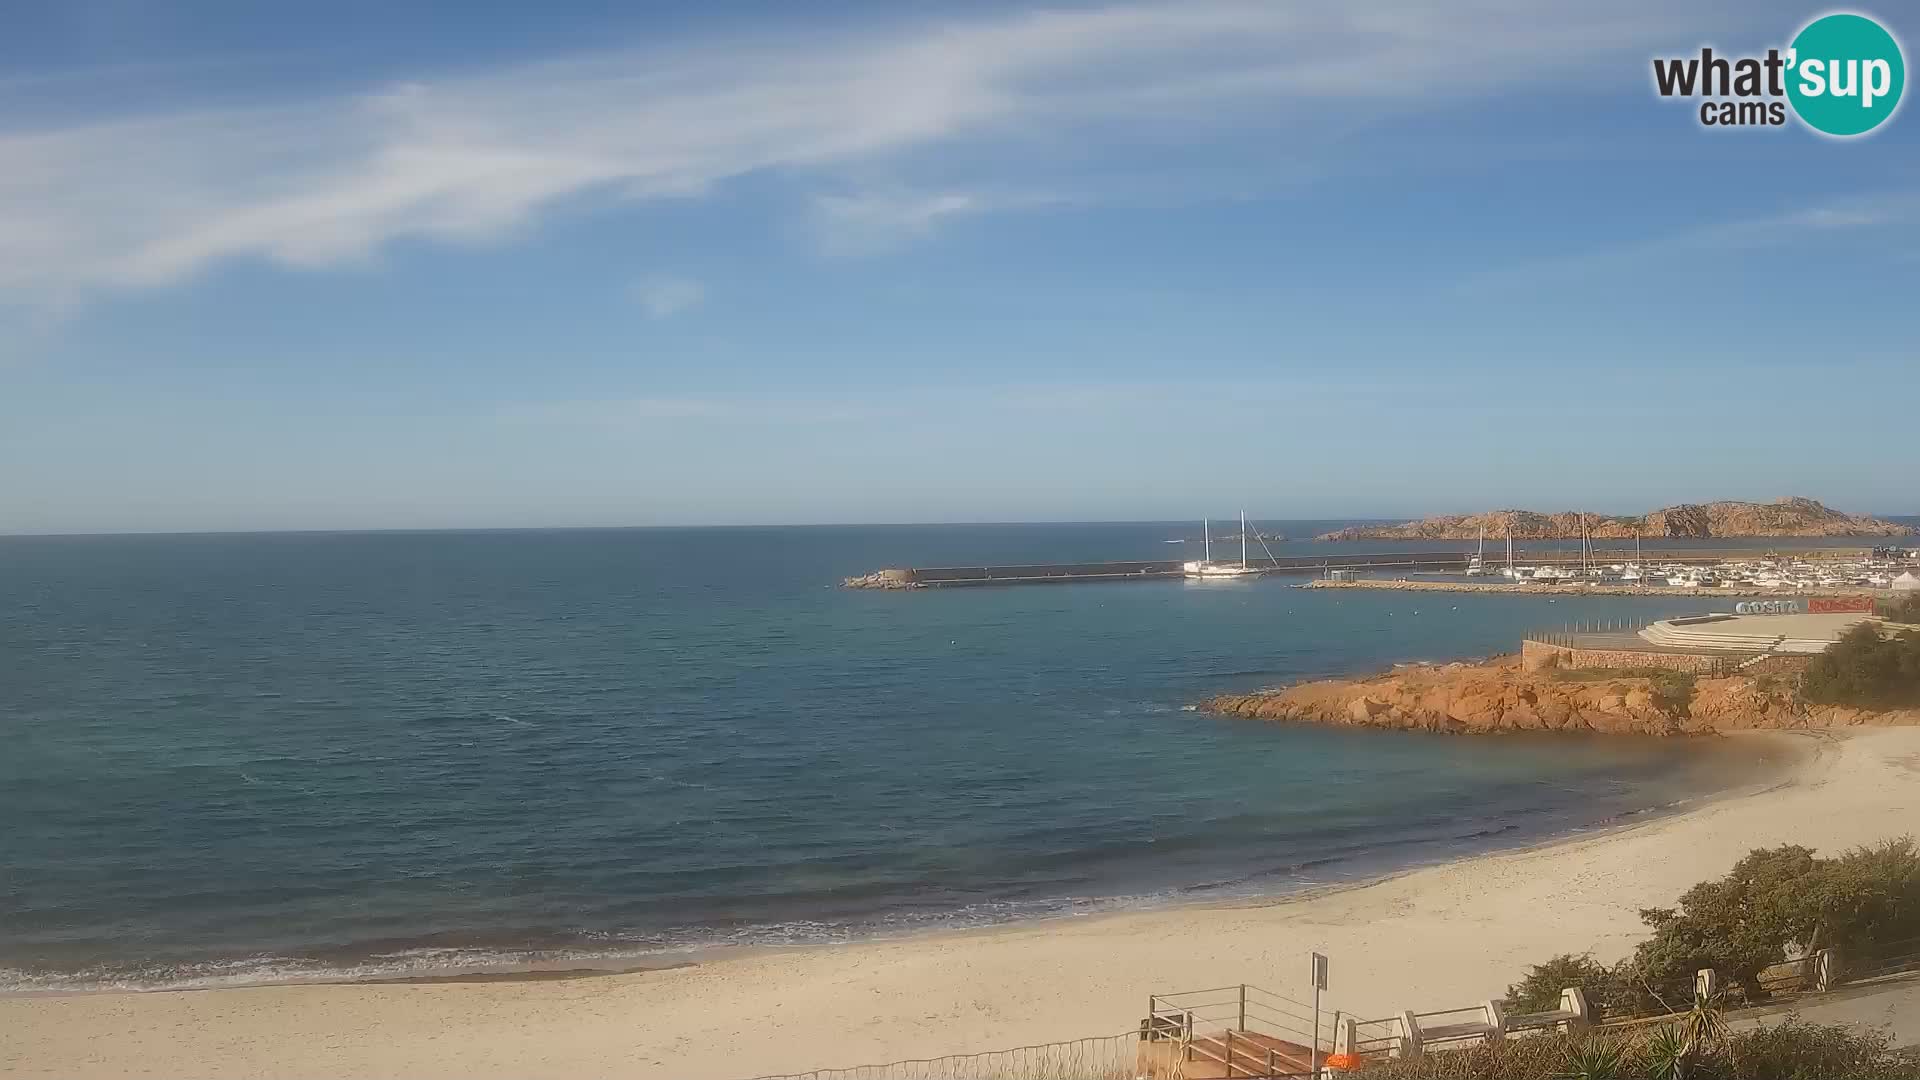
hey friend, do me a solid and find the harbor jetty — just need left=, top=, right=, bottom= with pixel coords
left=843, top=546, right=1907, bottom=590
left=843, top=551, right=1474, bottom=589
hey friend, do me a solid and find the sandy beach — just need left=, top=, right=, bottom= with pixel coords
left=4, top=727, right=1918, bottom=1080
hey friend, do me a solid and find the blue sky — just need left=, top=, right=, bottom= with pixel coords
left=1, top=1, right=1914, bottom=533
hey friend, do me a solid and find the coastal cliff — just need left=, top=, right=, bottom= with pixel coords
left=1199, top=656, right=1920, bottom=735
left=1316, top=497, right=1912, bottom=541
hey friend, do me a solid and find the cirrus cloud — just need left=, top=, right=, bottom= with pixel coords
left=0, top=0, right=1749, bottom=309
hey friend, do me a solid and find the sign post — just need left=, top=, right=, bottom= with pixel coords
left=1311, top=952, right=1329, bottom=1076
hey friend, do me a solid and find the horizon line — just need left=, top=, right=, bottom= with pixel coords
left=4, top=512, right=1917, bottom=542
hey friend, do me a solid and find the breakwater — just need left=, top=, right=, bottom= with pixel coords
left=844, top=551, right=1475, bottom=588
left=842, top=547, right=1891, bottom=590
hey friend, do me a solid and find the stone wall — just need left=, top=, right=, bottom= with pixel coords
left=1736, top=654, right=1816, bottom=677
left=1521, top=639, right=1730, bottom=675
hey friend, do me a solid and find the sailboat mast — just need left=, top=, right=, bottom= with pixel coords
left=1204, top=518, right=1211, bottom=563
left=1240, top=510, right=1248, bottom=569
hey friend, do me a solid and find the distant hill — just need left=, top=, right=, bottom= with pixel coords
left=1316, top=497, right=1915, bottom=541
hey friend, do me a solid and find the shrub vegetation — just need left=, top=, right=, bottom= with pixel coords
left=1352, top=1021, right=1920, bottom=1080
left=1501, top=839, right=1920, bottom=1014
left=1876, top=590, right=1920, bottom=624
left=1801, top=624, right=1920, bottom=709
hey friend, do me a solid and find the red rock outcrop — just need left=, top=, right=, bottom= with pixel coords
left=1199, top=656, right=1920, bottom=735
left=1316, top=497, right=1911, bottom=541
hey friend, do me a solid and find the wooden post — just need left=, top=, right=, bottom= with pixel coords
left=1482, top=999, right=1506, bottom=1041
left=1239, top=983, right=1247, bottom=1032
left=1399, top=1010, right=1423, bottom=1059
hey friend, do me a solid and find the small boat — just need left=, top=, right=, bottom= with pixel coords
left=1465, top=526, right=1487, bottom=575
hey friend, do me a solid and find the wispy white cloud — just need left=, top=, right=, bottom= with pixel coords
left=508, top=395, right=893, bottom=426
left=808, top=190, right=983, bottom=256
left=1456, top=190, right=1920, bottom=293
left=805, top=187, right=1074, bottom=254
left=630, top=275, right=705, bottom=318
left=506, top=375, right=1450, bottom=430
left=0, top=0, right=1739, bottom=307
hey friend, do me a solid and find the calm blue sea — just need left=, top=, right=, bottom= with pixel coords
left=0, top=522, right=1879, bottom=992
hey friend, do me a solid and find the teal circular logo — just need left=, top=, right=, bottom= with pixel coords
left=1787, top=13, right=1905, bottom=136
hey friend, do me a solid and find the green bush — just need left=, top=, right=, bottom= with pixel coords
left=1728, top=1018, right=1920, bottom=1080
left=1503, top=954, right=1626, bottom=1016
left=1350, top=1021, right=1920, bottom=1080
left=1801, top=624, right=1920, bottom=709
left=1877, top=591, right=1920, bottom=624
left=1500, top=839, right=1920, bottom=1015
left=1647, top=672, right=1696, bottom=716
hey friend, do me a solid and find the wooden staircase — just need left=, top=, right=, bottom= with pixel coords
left=1184, top=1029, right=1315, bottom=1078
left=1139, top=984, right=1326, bottom=1079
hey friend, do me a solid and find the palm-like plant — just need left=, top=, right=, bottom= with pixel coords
left=1641, top=987, right=1729, bottom=1080
left=1554, top=1038, right=1627, bottom=1080
left=1640, top=1024, right=1690, bottom=1080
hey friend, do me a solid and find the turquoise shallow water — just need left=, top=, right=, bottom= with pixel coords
left=0, top=523, right=1826, bottom=990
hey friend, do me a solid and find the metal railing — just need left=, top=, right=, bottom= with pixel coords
left=1144, top=984, right=1327, bottom=1078
left=742, top=942, right=1920, bottom=1080
left=1347, top=1015, right=1404, bottom=1058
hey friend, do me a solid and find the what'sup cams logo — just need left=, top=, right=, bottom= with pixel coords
left=1652, top=12, right=1905, bottom=135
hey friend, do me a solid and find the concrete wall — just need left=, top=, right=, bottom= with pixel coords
left=1521, top=639, right=1730, bottom=675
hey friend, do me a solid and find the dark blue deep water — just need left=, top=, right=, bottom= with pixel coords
left=0, top=524, right=1824, bottom=991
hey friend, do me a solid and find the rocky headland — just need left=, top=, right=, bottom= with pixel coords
left=1198, top=655, right=1920, bottom=736
left=1317, top=497, right=1912, bottom=542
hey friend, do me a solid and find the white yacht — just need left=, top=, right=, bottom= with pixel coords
left=1184, top=513, right=1261, bottom=579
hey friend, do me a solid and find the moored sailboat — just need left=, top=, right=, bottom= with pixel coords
left=1184, top=512, right=1262, bottom=578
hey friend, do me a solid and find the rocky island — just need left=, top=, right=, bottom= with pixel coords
left=1316, top=496, right=1911, bottom=541
left=1199, top=655, right=1920, bottom=736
